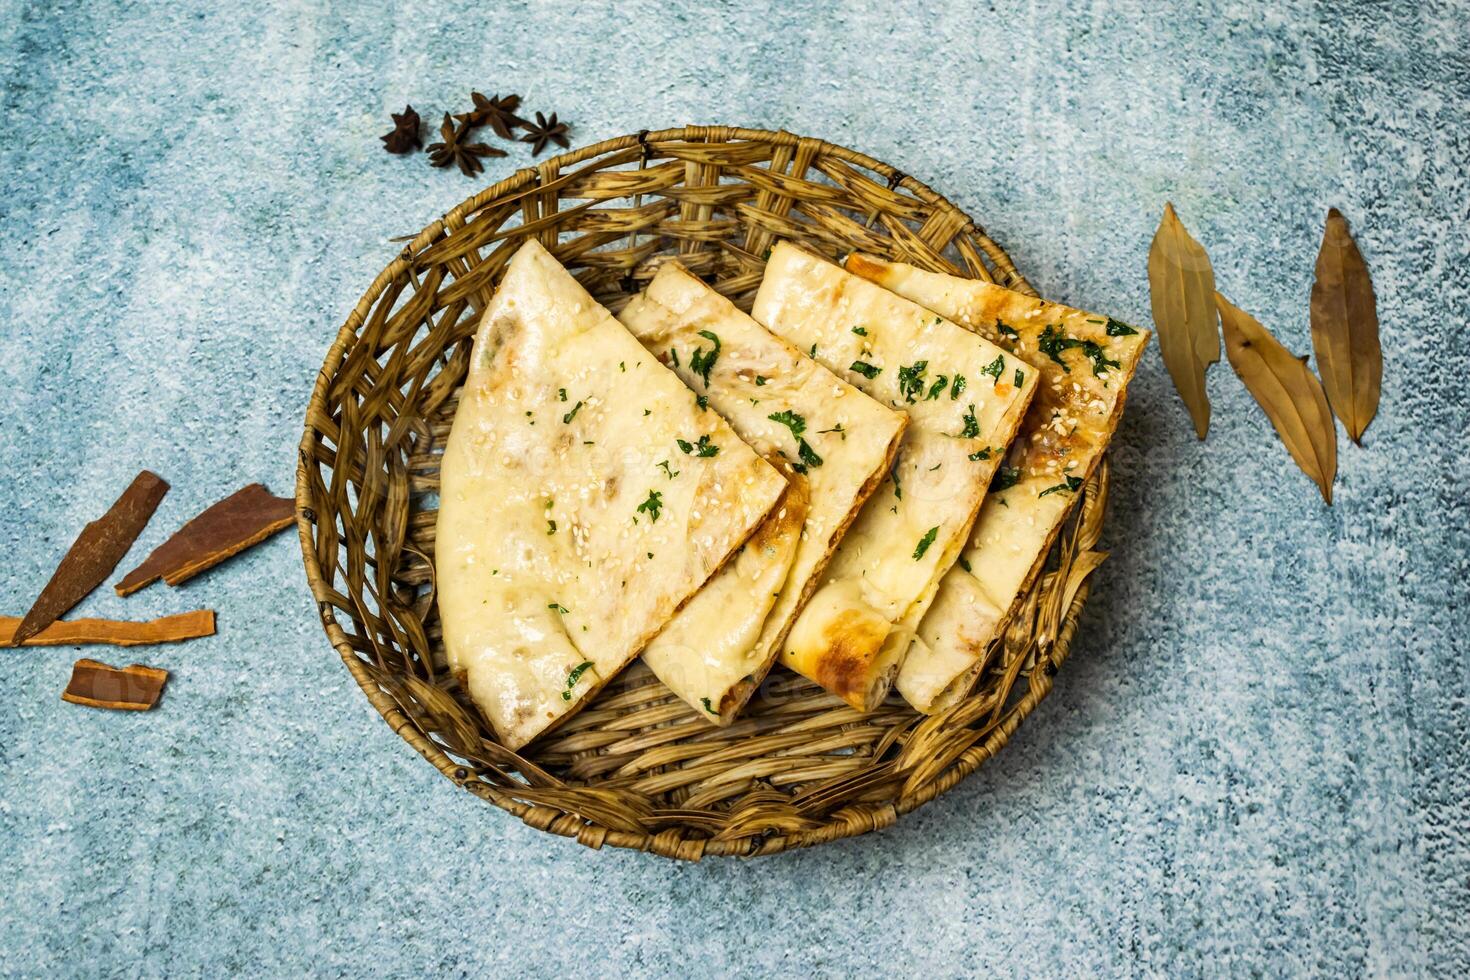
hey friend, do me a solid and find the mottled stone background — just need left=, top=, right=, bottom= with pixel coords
left=1, top=1, right=1466, bottom=976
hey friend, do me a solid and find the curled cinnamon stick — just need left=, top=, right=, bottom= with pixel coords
left=1, top=610, right=215, bottom=648
left=61, top=659, right=168, bottom=711
left=116, top=484, right=295, bottom=596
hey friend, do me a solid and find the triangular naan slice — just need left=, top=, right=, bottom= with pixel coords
left=845, top=253, right=1150, bottom=712
left=751, top=243, right=1038, bottom=710
left=619, top=262, right=906, bottom=722
left=436, top=240, right=786, bottom=749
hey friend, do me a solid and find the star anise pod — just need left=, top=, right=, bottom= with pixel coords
left=520, top=112, right=571, bottom=157
left=426, top=113, right=506, bottom=177
left=453, top=91, right=526, bottom=141
left=380, top=105, right=422, bottom=154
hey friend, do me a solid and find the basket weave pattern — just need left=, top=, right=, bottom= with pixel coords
left=296, top=127, right=1108, bottom=859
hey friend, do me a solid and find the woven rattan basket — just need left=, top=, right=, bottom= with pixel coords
left=295, top=126, right=1110, bottom=860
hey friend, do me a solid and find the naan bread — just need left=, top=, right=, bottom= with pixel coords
left=845, top=253, right=1149, bottom=713
left=619, top=263, right=906, bottom=722
left=436, top=240, right=786, bottom=749
left=751, top=243, right=1038, bottom=710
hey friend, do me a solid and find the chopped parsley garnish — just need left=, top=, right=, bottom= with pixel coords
left=849, top=360, right=882, bottom=379
left=897, top=360, right=928, bottom=402
left=768, top=409, right=807, bottom=438
left=669, top=347, right=680, bottom=368
left=951, top=374, right=966, bottom=399
left=695, top=394, right=709, bottom=411
left=991, top=466, right=1021, bottom=491
left=995, top=320, right=1019, bottom=340
left=546, top=520, right=557, bottom=535
left=852, top=326, right=868, bottom=336
left=689, top=329, right=721, bottom=386
left=619, top=360, right=626, bottom=372
left=636, top=489, right=664, bottom=522
left=817, top=423, right=845, bottom=435
left=557, top=387, right=567, bottom=402
left=677, top=435, right=720, bottom=457
left=1015, top=368, right=1025, bottom=387
left=1080, top=340, right=1120, bottom=376
left=960, top=405, right=980, bottom=439
left=1038, top=324, right=1083, bottom=371
left=797, top=439, right=823, bottom=469
left=548, top=602, right=569, bottom=614
left=968, top=447, right=993, bottom=461
left=700, top=697, right=717, bottom=714
left=657, top=460, right=679, bottom=479
left=957, top=556, right=973, bottom=573
left=561, top=660, right=594, bottom=701
left=912, top=526, right=939, bottom=561
left=1106, top=317, right=1138, bottom=336
left=755, top=375, right=769, bottom=386
left=809, top=342, right=818, bottom=358
left=925, top=375, right=949, bottom=400
left=562, top=401, right=583, bottom=424
left=1038, top=475, right=1085, bottom=497
left=890, top=460, right=903, bottom=499
left=980, top=354, right=1005, bottom=383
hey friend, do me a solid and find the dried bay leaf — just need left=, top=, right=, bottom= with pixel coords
left=1310, top=208, right=1381, bottom=444
left=1217, top=292, right=1337, bottom=503
left=1148, top=203, right=1220, bottom=439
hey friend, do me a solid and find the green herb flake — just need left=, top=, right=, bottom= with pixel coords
left=562, top=401, right=583, bottom=424
left=755, top=375, right=769, bottom=386
left=696, top=394, right=709, bottom=411
left=548, top=602, right=570, bottom=614
left=996, top=320, right=1019, bottom=340
left=991, top=466, right=1021, bottom=492
left=809, top=343, right=818, bottom=358
left=1080, top=340, right=1120, bottom=376
left=1038, top=324, right=1083, bottom=371
left=960, top=405, right=980, bottom=439
left=690, top=329, right=722, bottom=386
left=669, top=348, right=680, bottom=368
left=817, top=423, right=845, bottom=435
left=619, top=361, right=626, bottom=372
left=1038, top=475, right=1085, bottom=497
left=912, top=526, right=939, bottom=561
left=546, top=520, right=557, bottom=535
left=980, top=354, right=1005, bottom=383
left=657, top=460, right=679, bottom=479
left=557, top=387, right=567, bottom=402
left=768, top=410, right=807, bottom=438
left=797, top=439, right=823, bottom=469
left=849, top=360, right=882, bottom=379
left=925, top=375, right=949, bottom=400
left=561, top=660, right=594, bottom=701
left=968, top=447, right=993, bottom=461
left=890, top=460, right=903, bottom=500
left=957, top=556, right=973, bottom=573
left=1014, top=368, right=1025, bottom=387
left=951, top=374, right=966, bottom=399
left=676, top=435, right=720, bottom=457
left=636, top=489, right=664, bottom=522
left=897, top=360, right=928, bottom=403
left=700, top=697, right=717, bottom=714
left=852, top=326, right=868, bottom=336
left=1106, top=317, right=1138, bottom=336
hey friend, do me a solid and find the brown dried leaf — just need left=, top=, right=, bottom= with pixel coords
left=1217, top=292, right=1337, bottom=503
left=1148, top=202, right=1220, bottom=439
left=1310, top=208, right=1381, bottom=444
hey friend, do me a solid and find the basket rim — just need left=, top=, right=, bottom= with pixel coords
left=294, top=125, right=1076, bottom=859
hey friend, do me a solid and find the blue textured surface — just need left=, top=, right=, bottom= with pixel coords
left=2, top=1, right=1466, bottom=976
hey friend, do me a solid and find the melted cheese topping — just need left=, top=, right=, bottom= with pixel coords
left=844, top=253, right=1149, bottom=712
left=619, top=263, right=905, bottom=721
left=752, top=243, right=1038, bottom=709
left=435, top=241, right=785, bottom=748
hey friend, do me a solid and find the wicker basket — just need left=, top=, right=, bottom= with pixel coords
left=295, top=126, right=1110, bottom=860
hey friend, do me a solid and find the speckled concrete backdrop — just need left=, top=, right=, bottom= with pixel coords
left=1, top=0, right=1466, bottom=976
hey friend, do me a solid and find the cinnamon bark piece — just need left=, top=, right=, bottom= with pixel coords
left=115, top=484, right=295, bottom=596
left=61, top=659, right=169, bottom=710
left=1, top=610, right=215, bottom=647
left=13, top=471, right=169, bottom=645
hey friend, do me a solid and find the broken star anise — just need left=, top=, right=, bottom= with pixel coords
left=380, top=105, right=422, bottom=154
left=426, top=113, right=507, bottom=177
left=519, top=112, right=571, bottom=157
left=454, top=92, right=526, bottom=141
